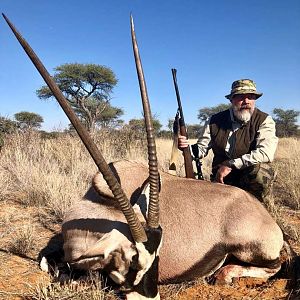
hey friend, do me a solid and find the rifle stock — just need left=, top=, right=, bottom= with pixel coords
left=171, top=68, right=195, bottom=179
left=182, top=147, right=195, bottom=178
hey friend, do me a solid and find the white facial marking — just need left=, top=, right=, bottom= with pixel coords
left=134, top=242, right=155, bottom=286
left=40, top=256, right=49, bottom=273
left=126, top=291, right=160, bottom=300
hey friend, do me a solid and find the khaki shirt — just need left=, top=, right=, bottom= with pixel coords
left=195, top=108, right=278, bottom=169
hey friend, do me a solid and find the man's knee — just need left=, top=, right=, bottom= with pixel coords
left=240, top=163, right=276, bottom=200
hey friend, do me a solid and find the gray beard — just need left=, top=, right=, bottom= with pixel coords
left=232, top=105, right=254, bottom=123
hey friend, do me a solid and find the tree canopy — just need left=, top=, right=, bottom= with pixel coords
left=197, top=103, right=231, bottom=124
left=36, top=63, right=122, bottom=131
left=14, top=111, right=44, bottom=130
left=186, top=124, right=202, bottom=139
left=0, top=116, right=18, bottom=134
left=128, top=117, right=162, bottom=136
left=273, top=108, right=299, bottom=137
left=167, top=118, right=202, bottom=139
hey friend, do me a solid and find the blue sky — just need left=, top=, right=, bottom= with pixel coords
left=1, top=0, right=299, bottom=131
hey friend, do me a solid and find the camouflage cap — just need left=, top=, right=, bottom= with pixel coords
left=225, top=79, right=263, bottom=100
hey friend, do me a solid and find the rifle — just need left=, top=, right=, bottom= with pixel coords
left=171, top=68, right=195, bottom=179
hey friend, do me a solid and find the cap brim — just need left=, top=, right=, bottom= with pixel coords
left=225, top=92, right=263, bottom=100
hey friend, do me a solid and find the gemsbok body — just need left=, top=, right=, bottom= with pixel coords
left=3, top=13, right=290, bottom=300
left=64, top=159, right=284, bottom=286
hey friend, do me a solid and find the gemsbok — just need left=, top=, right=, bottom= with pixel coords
left=3, top=13, right=295, bottom=300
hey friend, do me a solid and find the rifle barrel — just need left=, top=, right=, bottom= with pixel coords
left=171, top=68, right=195, bottom=179
left=171, top=68, right=187, bottom=136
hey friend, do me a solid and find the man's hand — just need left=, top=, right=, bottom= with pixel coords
left=215, top=165, right=232, bottom=184
left=178, top=135, right=189, bottom=150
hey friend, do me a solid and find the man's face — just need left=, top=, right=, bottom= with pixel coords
left=231, top=93, right=256, bottom=123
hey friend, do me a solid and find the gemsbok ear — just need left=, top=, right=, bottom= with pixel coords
left=77, top=229, right=138, bottom=285
left=79, top=229, right=134, bottom=260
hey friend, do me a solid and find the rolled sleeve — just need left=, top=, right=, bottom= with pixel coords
left=194, top=119, right=212, bottom=159
left=233, top=116, right=278, bottom=169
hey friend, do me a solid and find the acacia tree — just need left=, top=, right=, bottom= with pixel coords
left=36, top=63, right=121, bottom=132
left=128, top=118, right=162, bottom=136
left=187, top=124, right=202, bottom=139
left=14, top=111, right=44, bottom=130
left=0, top=116, right=18, bottom=134
left=273, top=108, right=299, bottom=137
left=166, top=118, right=202, bottom=139
left=0, top=116, right=18, bottom=148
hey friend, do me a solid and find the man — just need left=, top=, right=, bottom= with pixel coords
left=178, top=79, right=278, bottom=200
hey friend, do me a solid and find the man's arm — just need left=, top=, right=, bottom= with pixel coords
left=178, top=118, right=212, bottom=158
left=229, top=116, right=278, bottom=169
left=195, top=119, right=212, bottom=158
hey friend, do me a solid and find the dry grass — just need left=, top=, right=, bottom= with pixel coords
left=273, top=138, right=300, bottom=209
left=0, top=132, right=172, bottom=223
left=156, top=138, right=213, bottom=179
left=266, top=137, right=300, bottom=240
left=0, top=131, right=299, bottom=298
left=7, top=223, right=36, bottom=257
left=0, top=203, right=40, bottom=258
left=23, top=273, right=117, bottom=300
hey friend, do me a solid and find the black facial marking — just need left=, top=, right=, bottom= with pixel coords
left=143, top=226, right=163, bottom=254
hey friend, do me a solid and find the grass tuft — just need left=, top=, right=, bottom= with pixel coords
left=24, top=272, right=117, bottom=300
left=8, top=224, right=36, bottom=257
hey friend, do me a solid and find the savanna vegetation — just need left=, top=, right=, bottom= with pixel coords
left=1, top=63, right=299, bottom=140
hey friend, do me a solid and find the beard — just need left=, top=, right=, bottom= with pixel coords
left=232, top=104, right=254, bottom=123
